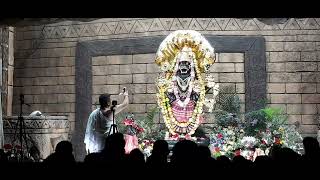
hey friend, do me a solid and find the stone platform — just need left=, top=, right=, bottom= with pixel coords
left=3, top=116, right=70, bottom=159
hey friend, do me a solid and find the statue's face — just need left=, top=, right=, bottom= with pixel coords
left=175, top=61, right=192, bottom=92
left=178, top=61, right=191, bottom=74
left=176, top=61, right=191, bottom=81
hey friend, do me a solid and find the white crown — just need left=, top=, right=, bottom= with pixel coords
left=176, top=47, right=195, bottom=63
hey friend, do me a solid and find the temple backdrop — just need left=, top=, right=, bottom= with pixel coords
left=11, top=18, right=320, bottom=159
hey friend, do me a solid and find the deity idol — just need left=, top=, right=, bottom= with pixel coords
left=155, top=30, right=219, bottom=137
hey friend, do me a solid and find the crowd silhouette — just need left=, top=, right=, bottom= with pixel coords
left=0, top=133, right=319, bottom=176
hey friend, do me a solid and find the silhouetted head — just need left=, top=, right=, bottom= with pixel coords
left=0, top=149, right=8, bottom=162
left=104, top=133, right=125, bottom=150
left=277, top=147, right=300, bottom=161
left=55, top=141, right=73, bottom=154
left=254, top=155, right=272, bottom=166
left=102, top=133, right=126, bottom=162
left=216, top=155, right=231, bottom=168
left=269, top=145, right=281, bottom=160
left=0, top=149, right=5, bottom=155
left=232, top=155, right=247, bottom=163
left=128, top=148, right=145, bottom=165
left=84, top=153, right=101, bottom=163
left=197, top=145, right=212, bottom=160
left=99, top=94, right=111, bottom=109
left=152, top=140, right=169, bottom=156
left=171, top=140, right=198, bottom=164
left=44, top=141, right=75, bottom=164
left=303, top=137, right=320, bottom=155
left=232, top=155, right=251, bottom=168
left=216, top=155, right=230, bottom=162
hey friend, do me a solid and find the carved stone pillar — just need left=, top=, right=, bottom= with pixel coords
left=0, top=26, right=14, bottom=148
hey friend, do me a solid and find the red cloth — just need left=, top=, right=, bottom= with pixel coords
left=171, top=100, right=195, bottom=122
left=124, top=134, right=139, bottom=154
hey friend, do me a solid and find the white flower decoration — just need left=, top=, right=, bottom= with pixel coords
left=241, top=136, right=257, bottom=148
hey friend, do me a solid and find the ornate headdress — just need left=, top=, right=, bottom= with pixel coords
left=155, top=30, right=215, bottom=73
left=176, top=47, right=195, bottom=63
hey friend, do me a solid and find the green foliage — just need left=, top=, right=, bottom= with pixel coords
left=244, top=110, right=267, bottom=136
left=213, top=85, right=242, bottom=127
left=243, top=107, right=289, bottom=137
left=281, top=125, right=303, bottom=152
left=262, top=107, right=287, bottom=130
left=215, top=86, right=241, bottom=115
left=135, top=107, right=166, bottom=141
left=214, top=111, right=242, bottom=127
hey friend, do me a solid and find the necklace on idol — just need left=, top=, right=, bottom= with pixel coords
left=173, top=79, right=193, bottom=109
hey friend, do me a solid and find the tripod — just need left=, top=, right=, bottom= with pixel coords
left=12, top=94, right=31, bottom=162
left=107, top=101, right=118, bottom=136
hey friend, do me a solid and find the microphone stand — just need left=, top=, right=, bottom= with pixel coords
left=12, top=94, right=30, bottom=162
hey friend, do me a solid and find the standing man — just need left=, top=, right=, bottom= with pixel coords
left=84, top=88, right=129, bottom=154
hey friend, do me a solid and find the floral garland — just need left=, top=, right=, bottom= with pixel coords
left=155, top=30, right=216, bottom=136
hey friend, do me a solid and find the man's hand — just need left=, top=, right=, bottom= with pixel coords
left=119, top=87, right=128, bottom=96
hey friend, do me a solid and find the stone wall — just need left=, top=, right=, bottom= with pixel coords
left=13, top=18, right=320, bottom=139
left=91, top=53, right=245, bottom=124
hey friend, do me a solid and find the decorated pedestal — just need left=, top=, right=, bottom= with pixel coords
left=2, top=116, right=70, bottom=159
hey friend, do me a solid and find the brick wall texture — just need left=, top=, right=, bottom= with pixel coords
left=12, top=18, right=320, bottom=138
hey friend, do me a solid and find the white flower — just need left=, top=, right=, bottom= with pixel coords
left=213, top=84, right=220, bottom=97
left=193, top=82, right=201, bottom=93
left=204, top=98, right=215, bottom=112
left=241, top=136, right=257, bottom=148
left=143, top=148, right=151, bottom=157
left=157, top=77, right=169, bottom=87
left=227, top=130, right=234, bottom=135
left=205, top=74, right=216, bottom=88
left=160, top=63, right=170, bottom=71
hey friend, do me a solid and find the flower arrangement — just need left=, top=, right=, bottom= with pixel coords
left=209, top=126, right=245, bottom=158
left=239, top=136, right=258, bottom=160
left=208, top=125, right=302, bottom=160
left=139, top=139, right=154, bottom=157
left=208, top=87, right=303, bottom=160
left=252, top=108, right=303, bottom=154
left=123, top=115, right=144, bottom=135
left=116, top=107, right=166, bottom=156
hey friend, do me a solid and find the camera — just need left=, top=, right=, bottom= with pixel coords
left=112, top=100, right=117, bottom=106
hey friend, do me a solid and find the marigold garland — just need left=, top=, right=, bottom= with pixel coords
left=155, top=30, right=216, bottom=135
